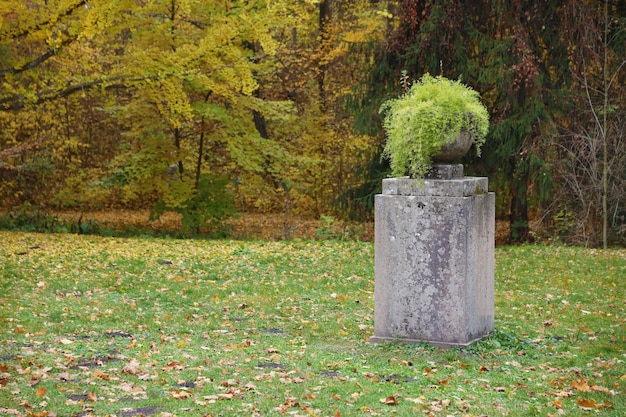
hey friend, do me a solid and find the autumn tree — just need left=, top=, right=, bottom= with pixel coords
left=0, top=0, right=292, bottom=232
left=230, top=0, right=390, bottom=219
left=1, top=0, right=394, bottom=232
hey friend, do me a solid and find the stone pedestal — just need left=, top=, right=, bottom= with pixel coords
left=371, top=166, right=495, bottom=348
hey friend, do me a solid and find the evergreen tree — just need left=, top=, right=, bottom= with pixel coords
left=355, top=0, right=624, bottom=244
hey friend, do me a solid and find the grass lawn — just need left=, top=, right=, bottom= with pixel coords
left=0, top=231, right=624, bottom=416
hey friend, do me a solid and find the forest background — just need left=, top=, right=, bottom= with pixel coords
left=0, top=0, right=624, bottom=247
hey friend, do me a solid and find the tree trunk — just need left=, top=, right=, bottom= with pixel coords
left=601, top=0, right=609, bottom=249
left=509, top=180, right=530, bottom=243
left=318, top=0, right=332, bottom=108
left=174, top=127, right=183, bottom=177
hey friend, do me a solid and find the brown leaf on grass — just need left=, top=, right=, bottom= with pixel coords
left=35, top=387, right=47, bottom=397
left=380, top=395, right=398, bottom=405
left=203, top=393, right=234, bottom=401
left=88, top=392, right=97, bottom=402
left=283, top=397, right=299, bottom=407
left=405, top=397, right=425, bottom=404
left=93, top=370, right=110, bottom=380
left=122, top=359, right=141, bottom=375
left=590, top=384, right=614, bottom=394
left=171, top=389, right=192, bottom=399
left=577, top=398, right=596, bottom=409
left=164, top=361, right=184, bottom=371
left=220, top=379, right=238, bottom=387
left=118, top=381, right=146, bottom=396
left=243, top=382, right=257, bottom=391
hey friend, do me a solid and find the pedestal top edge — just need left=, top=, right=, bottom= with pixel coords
left=381, top=176, right=489, bottom=197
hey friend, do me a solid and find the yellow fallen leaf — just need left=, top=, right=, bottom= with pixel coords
left=93, top=370, right=110, bottom=380
left=572, top=379, right=590, bottom=392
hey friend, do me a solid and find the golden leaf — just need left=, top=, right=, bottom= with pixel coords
left=572, top=379, right=590, bottom=392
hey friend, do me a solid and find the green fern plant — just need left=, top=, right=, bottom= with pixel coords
left=380, top=73, right=490, bottom=178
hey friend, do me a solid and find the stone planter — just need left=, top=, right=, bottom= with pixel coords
left=432, top=130, right=474, bottom=163
left=371, top=166, right=495, bottom=348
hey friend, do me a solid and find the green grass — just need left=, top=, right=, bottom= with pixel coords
left=0, top=232, right=624, bottom=417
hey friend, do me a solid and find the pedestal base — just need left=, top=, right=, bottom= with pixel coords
left=372, top=175, right=495, bottom=347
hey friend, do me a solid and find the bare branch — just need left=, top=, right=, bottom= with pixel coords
left=0, top=37, right=76, bottom=78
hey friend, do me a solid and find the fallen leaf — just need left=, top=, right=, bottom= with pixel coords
left=93, top=370, right=110, bottom=380
left=171, top=390, right=192, bottom=399
left=220, top=379, right=238, bottom=387
left=283, top=397, right=298, bottom=407
left=405, top=397, right=425, bottom=404
left=88, top=392, right=97, bottom=402
left=577, top=398, right=596, bottom=409
left=122, top=359, right=141, bottom=375
left=590, top=384, right=611, bottom=394
left=35, top=387, right=47, bottom=397
left=572, top=379, right=590, bottom=392
left=551, top=399, right=563, bottom=409
left=380, top=395, right=398, bottom=405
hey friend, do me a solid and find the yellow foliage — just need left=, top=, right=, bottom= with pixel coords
left=1, top=0, right=390, bottom=218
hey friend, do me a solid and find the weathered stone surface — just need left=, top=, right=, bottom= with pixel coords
left=382, top=176, right=488, bottom=198
left=426, top=163, right=464, bottom=180
left=371, top=175, right=495, bottom=347
left=432, top=131, right=474, bottom=163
